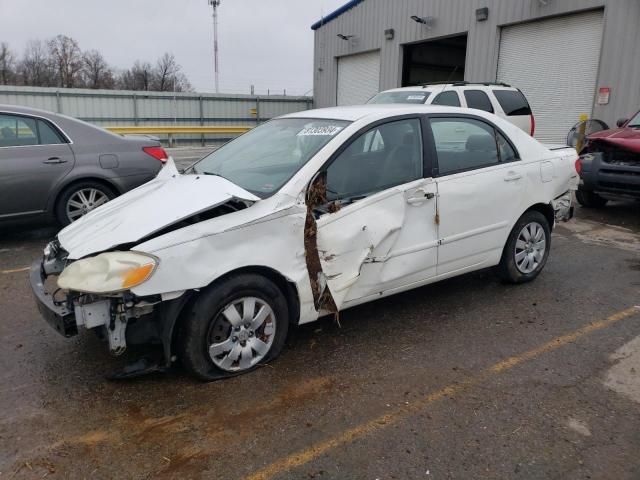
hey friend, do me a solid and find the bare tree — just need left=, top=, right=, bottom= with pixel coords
left=19, top=39, right=54, bottom=86
left=152, top=53, right=192, bottom=92
left=153, top=52, right=178, bottom=91
left=0, top=42, right=16, bottom=85
left=47, top=35, right=84, bottom=87
left=82, top=49, right=114, bottom=89
left=132, top=60, right=153, bottom=91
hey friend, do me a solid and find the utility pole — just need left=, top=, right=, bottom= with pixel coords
left=208, top=0, right=221, bottom=93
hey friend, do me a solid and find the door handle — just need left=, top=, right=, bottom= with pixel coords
left=407, top=190, right=435, bottom=205
left=504, top=171, right=522, bottom=182
left=43, top=157, right=67, bottom=164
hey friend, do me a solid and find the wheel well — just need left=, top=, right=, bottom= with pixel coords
left=204, top=266, right=301, bottom=325
left=52, top=177, right=120, bottom=211
left=524, top=203, right=555, bottom=230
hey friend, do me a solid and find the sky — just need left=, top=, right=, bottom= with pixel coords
left=1, top=0, right=346, bottom=95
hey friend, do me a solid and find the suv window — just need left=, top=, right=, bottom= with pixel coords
left=38, top=119, right=65, bottom=144
left=430, top=117, right=517, bottom=175
left=464, top=90, right=494, bottom=113
left=0, top=114, right=38, bottom=147
left=326, top=118, right=423, bottom=202
left=431, top=91, right=461, bottom=107
left=493, top=90, right=532, bottom=116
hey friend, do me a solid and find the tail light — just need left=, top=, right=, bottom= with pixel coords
left=575, top=157, right=582, bottom=176
left=530, top=114, right=535, bottom=137
left=143, top=146, right=168, bottom=163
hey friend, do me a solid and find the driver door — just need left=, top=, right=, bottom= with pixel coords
left=313, top=117, right=439, bottom=309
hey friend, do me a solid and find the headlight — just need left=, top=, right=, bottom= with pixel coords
left=58, top=251, right=157, bottom=294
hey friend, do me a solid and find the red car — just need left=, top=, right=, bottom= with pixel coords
left=576, top=110, right=640, bottom=207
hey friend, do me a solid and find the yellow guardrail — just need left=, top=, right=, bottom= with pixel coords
left=105, top=126, right=253, bottom=146
left=105, top=126, right=252, bottom=135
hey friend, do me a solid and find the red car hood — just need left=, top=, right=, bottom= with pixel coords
left=587, top=127, right=640, bottom=153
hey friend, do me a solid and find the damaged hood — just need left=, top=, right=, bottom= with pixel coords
left=587, top=127, right=640, bottom=153
left=58, top=160, right=260, bottom=259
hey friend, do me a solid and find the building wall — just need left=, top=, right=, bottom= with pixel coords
left=0, top=86, right=313, bottom=146
left=313, top=0, right=640, bottom=127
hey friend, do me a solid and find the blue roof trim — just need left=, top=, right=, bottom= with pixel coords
left=311, top=0, right=366, bottom=30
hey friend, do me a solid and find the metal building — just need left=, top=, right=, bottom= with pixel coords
left=312, top=0, right=640, bottom=142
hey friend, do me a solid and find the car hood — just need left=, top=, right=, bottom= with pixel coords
left=58, top=159, right=260, bottom=259
left=587, top=127, right=640, bottom=153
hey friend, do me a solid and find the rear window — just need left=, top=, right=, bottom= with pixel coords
left=493, top=90, right=532, bottom=116
left=464, top=90, right=494, bottom=113
left=368, top=91, right=430, bottom=104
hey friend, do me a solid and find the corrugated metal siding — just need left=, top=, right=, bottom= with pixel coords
left=337, top=50, right=381, bottom=105
left=313, top=0, right=637, bottom=129
left=0, top=86, right=312, bottom=146
left=497, top=10, right=604, bottom=143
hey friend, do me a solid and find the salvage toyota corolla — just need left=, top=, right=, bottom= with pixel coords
left=30, top=105, right=579, bottom=380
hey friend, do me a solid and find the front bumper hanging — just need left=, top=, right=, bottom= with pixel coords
left=29, top=260, right=77, bottom=337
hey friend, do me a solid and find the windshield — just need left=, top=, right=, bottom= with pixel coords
left=367, top=91, right=430, bottom=104
left=628, top=111, right=640, bottom=128
left=193, top=118, right=350, bottom=197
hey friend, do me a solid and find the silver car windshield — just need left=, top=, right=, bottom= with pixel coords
left=193, top=118, right=350, bottom=197
left=367, top=91, right=430, bottom=104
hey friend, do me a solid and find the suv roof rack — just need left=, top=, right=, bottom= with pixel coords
left=418, top=81, right=512, bottom=88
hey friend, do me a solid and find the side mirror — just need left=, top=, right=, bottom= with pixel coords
left=616, top=118, right=628, bottom=128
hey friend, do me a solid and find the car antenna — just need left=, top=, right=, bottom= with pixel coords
left=436, top=66, right=459, bottom=96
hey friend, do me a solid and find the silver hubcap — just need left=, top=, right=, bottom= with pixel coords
left=515, top=222, right=546, bottom=274
left=66, top=188, right=109, bottom=221
left=208, top=297, right=276, bottom=372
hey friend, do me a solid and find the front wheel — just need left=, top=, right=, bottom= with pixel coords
left=496, top=211, right=551, bottom=284
left=178, top=274, right=289, bottom=381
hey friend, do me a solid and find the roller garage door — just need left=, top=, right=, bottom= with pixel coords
left=337, top=50, right=380, bottom=106
left=497, top=11, right=604, bottom=143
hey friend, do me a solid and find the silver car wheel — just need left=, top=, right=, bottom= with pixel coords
left=514, top=221, right=546, bottom=274
left=66, top=188, right=110, bottom=222
left=208, top=296, right=276, bottom=372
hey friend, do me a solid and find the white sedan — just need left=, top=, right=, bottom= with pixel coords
left=31, top=105, right=578, bottom=380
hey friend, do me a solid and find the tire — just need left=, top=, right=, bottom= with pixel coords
left=55, top=181, right=117, bottom=226
left=178, top=273, right=289, bottom=381
left=496, top=211, right=551, bottom=284
left=575, top=188, right=608, bottom=208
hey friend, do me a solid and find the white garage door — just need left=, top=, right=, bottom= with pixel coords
left=497, top=11, right=604, bottom=144
left=337, top=50, right=381, bottom=106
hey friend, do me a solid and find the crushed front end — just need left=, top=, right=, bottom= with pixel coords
left=30, top=240, right=180, bottom=373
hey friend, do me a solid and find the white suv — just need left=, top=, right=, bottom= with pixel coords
left=368, top=82, right=535, bottom=137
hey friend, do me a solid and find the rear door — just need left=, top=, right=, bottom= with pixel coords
left=427, top=115, right=527, bottom=275
left=0, top=113, right=75, bottom=218
left=314, top=116, right=439, bottom=308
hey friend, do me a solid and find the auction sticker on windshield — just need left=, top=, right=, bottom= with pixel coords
left=298, top=126, right=343, bottom=136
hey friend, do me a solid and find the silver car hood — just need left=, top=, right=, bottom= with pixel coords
left=58, top=160, right=260, bottom=259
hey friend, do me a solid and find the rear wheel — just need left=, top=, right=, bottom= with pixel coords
left=497, top=211, right=551, bottom=284
left=576, top=187, right=608, bottom=208
left=178, top=274, right=289, bottom=381
left=55, top=181, right=116, bottom=226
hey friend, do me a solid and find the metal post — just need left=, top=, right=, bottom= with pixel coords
left=199, top=95, right=205, bottom=146
left=256, top=97, right=261, bottom=125
left=576, top=113, right=589, bottom=153
left=55, top=91, right=62, bottom=113
left=132, top=94, right=139, bottom=126
left=209, top=0, right=221, bottom=93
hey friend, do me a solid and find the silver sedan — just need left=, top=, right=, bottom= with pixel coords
left=0, top=104, right=167, bottom=225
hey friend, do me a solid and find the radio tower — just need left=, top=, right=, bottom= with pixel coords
left=208, top=0, right=221, bottom=93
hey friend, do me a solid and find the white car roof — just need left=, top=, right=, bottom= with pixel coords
left=282, top=104, right=467, bottom=122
